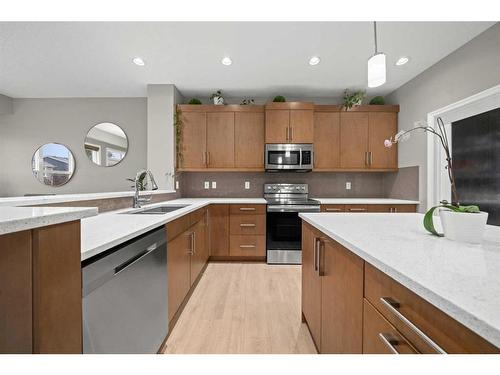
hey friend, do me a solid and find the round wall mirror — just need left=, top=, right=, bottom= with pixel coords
left=31, top=143, right=75, bottom=187
left=84, top=122, right=128, bottom=167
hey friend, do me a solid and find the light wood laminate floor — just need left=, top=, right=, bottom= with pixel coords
left=164, top=262, right=317, bottom=354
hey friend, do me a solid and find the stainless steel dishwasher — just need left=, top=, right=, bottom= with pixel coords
left=82, top=226, right=167, bottom=353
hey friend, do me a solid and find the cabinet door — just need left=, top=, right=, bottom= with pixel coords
left=207, top=112, right=235, bottom=168
left=340, top=112, right=369, bottom=169
left=290, top=109, right=314, bottom=143
left=314, top=112, right=340, bottom=169
left=369, top=112, right=398, bottom=169
left=320, top=239, right=364, bottom=353
left=234, top=112, right=265, bottom=169
left=363, top=299, right=418, bottom=354
left=265, top=110, right=289, bottom=143
left=180, top=112, right=207, bottom=169
left=0, top=231, right=32, bottom=353
left=190, top=213, right=208, bottom=285
left=208, top=204, right=230, bottom=256
left=301, top=223, right=322, bottom=351
left=167, top=231, right=192, bottom=322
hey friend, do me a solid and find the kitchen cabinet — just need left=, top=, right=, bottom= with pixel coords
left=234, top=112, right=265, bottom=168
left=313, top=112, right=340, bottom=170
left=367, top=204, right=417, bottom=213
left=208, top=204, right=230, bottom=257
left=265, top=102, right=314, bottom=144
left=340, top=112, right=369, bottom=169
left=320, top=204, right=345, bottom=212
left=207, top=112, right=235, bottom=168
left=228, top=204, right=266, bottom=259
left=177, top=105, right=265, bottom=171
left=320, top=238, right=364, bottom=353
left=190, top=210, right=209, bottom=285
left=301, top=223, right=322, bottom=350
left=368, top=112, right=398, bottom=169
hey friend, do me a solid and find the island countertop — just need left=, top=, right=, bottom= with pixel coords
left=299, top=212, right=500, bottom=348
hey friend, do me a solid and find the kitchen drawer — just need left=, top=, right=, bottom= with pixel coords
left=364, top=263, right=499, bottom=353
left=166, top=215, right=191, bottom=242
left=229, top=204, right=266, bottom=215
left=367, top=204, right=417, bottom=213
left=229, top=235, right=266, bottom=257
left=321, top=204, right=345, bottom=213
left=230, top=214, right=266, bottom=235
left=363, top=299, right=418, bottom=354
left=345, top=204, right=368, bottom=213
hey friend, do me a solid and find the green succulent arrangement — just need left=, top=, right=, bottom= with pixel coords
left=188, top=98, right=202, bottom=105
left=369, top=96, right=385, bottom=105
left=273, top=95, right=286, bottom=102
left=342, top=89, right=365, bottom=110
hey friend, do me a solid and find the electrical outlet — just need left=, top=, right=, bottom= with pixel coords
left=212, top=181, right=217, bottom=189
left=175, top=180, right=179, bottom=190
left=245, top=181, right=250, bottom=190
left=346, top=181, right=351, bottom=190
left=204, top=181, right=210, bottom=189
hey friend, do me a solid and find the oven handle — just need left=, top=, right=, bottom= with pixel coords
left=267, top=205, right=321, bottom=213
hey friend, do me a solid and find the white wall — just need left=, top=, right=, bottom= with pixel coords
left=0, top=94, right=13, bottom=115
left=386, top=23, right=500, bottom=211
left=0, top=98, right=147, bottom=196
left=147, top=84, right=184, bottom=190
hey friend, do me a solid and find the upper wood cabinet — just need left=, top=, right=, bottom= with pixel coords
left=265, top=102, right=314, bottom=144
left=178, top=105, right=265, bottom=171
left=340, top=112, right=369, bottom=169
left=314, top=111, right=340, bottom=169
left=368, top=112, right=398, bottom=169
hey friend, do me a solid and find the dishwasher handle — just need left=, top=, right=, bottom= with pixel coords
left=114, top=243, right=158, bottom=275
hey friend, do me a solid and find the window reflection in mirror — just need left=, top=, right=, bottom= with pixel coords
left=31, top=143, right=75, bottom=186
left=85, top=122, right=128, bottom=167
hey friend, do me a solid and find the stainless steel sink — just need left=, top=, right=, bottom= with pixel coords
left=124, top=205, right=189, bottom=215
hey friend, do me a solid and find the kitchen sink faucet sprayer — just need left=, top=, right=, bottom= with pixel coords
left=133, top=170, right=158, bottom=208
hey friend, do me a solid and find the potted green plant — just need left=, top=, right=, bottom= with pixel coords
left=384, top=117, right=488, bottom=243
left=187, top=98, right=202, bottom=105
left=272, top=95, right=286, bottom=102
left=240, top=98, right=255, bottom=105
left=369, top=96, right=385, bottom=105
left=210, top=90, right=224, bottom=105
left=342, top=89, right=365, bottom=110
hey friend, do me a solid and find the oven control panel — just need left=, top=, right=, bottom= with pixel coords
left=264, top=183, right=308, bottom=194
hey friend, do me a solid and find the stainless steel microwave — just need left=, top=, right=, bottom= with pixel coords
left=265, top=144, right=314, bottom=172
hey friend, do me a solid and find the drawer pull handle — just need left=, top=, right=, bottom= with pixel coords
left=239, top=245, right=256, bottom=248
left=325, top=208, right=342, bottom=212
left=239, top=207, right=256, bottom=211
left=380, top=297, right=447, bottom=354
left=349, top=208, right=366, bottom=212
left=240, top=223, right=256, bottom=227
left=378, top=333, right=400, bottom=354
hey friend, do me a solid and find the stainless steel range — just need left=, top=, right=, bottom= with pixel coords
left=265, top=183, right=320, bottom=264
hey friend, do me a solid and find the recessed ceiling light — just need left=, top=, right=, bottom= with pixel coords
left=309, top=56, right=321, bottom=66
left=221, top=57, right=232, bottom=66
left=132, top=57, right=145, bottom=66
left=395, top=56, right=410, bottom=66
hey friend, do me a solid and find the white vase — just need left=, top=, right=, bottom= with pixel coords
left=439, top=209, right=488, bottom=244
left=213, top=96, right=224, bottom=105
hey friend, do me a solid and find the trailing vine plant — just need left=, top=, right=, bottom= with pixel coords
left=174, top=108, right=183, bottom=168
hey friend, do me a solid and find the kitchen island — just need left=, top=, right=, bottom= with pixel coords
left=299, top=212, right=500, bottom=353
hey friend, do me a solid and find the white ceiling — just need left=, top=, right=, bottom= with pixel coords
left=0, top=22, right=495, bottom=99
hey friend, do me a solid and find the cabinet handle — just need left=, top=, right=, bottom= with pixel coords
left=187, top=232, right=194, bottom=255
left=318, top=239, right=325, bottom=277
left=290, top=126, right=293, bottom=141
left=286, top=127, right=289, bottom=141
left=240, top=223, right=256, bottom=227
left=313, top=237, right=320, bottom=272
left=239, top=245, right=256, bottom=248
left=325, top=208, right=342, bottom=212
left=394, top=207, right=398, bottom=213
left=378, top=333, right=401, bottom=354
left=369, top=151, right=373, bottom=166
left=239, top=207, right=255, bottom=211
left=349, top=208, right=366, bottom=212
left=379, top=297, right=447, bottom=354
left=207, top=151, right=211, bottom=166
left=364, top=151, right=369, bottom=166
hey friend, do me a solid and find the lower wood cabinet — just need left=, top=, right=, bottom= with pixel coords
left=208, top=204, right=230, bottom=256
left=321, top=204, right=417, bottom=213
left=190, top=210, right=209, bottom=286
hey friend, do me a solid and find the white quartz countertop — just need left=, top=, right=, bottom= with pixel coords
left=314, top=198, right=419, bottom=204
left=299, top=212, right=500, bottom=348
left=81, top=198, right=266, bottom=261
left=0, top=206, right=98, bottom=235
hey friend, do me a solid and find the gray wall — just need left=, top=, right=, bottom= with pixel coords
left=0, top=94, right=13, bottom=115
left=387, top=23, right=500, bottom=211
left=0, top=98, right=147, bottom=196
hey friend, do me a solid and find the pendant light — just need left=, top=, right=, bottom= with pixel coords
left=367, top=21, right=386, bottom=88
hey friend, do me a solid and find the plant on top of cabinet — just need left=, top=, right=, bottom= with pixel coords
left=187, top=98, right=202, bottom=105
left=174, top=108, right=183, bottom=167
left=273, top=95, right=286, bottom=102
left=210, top=90, right=225, bottom=105
left=342, top=89, right=366, bottom=110
left=369, top=96, right=385, bottom=105
left=240, top=98, right=255, bottom=105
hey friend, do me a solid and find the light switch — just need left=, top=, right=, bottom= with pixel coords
left=204, top=181, right=210, bottom=189
left=245, top=181, right=250, bottom=190
left=346, top=182, right=351, bottom=190
left=212, top=181, right=217, bottom=189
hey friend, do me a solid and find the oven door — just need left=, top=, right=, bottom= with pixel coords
left=266, top=205, right=320, bottom=264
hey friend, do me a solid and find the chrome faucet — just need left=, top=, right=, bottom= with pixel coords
left=132, top=170, right=159, bottom=208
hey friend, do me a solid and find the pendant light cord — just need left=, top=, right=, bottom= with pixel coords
left=373, top=21, right=378, bottom=54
